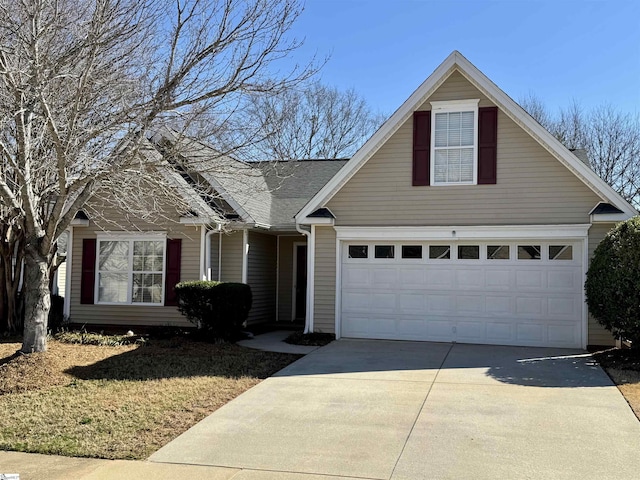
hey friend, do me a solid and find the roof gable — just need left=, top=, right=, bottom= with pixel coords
left=296, top=51, right=637, bottom=221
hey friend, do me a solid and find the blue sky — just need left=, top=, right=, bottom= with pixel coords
left=287, top=0, right=640, bottom=117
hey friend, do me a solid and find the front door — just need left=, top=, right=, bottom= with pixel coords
left=295, top=245, right=307, bottom=320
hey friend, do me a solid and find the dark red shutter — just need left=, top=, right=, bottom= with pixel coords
left=478, top=107, right=498, bottom=184
left=164, top=238, right=182, bottom=306
left=413, top=111, right=431, bottom=186
left=80, top=239, right=96, bottom=304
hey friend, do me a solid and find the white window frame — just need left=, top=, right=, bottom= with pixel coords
left=430, top=99, right=480, bottom=186
left=95, top=233, right=167, bottom=306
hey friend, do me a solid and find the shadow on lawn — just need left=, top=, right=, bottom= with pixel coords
left=65, top=342, right=301, bottom=382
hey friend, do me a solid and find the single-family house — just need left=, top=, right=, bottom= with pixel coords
left=64, top=51, right=636, bottom=348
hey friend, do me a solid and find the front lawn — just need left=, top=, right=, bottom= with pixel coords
left=593, top=348, right=640, bottom=420
left=0, top=336, right=300, bottom=459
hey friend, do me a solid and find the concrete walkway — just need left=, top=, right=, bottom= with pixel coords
left=151, top=340, right=640, bottom=480
left=237, top=330, right=322, bottom=355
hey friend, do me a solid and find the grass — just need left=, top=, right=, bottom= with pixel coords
left=0, top=336, right=301, bottom=459
left=592, top=347, right=640, bottom=420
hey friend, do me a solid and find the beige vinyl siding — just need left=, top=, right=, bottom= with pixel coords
left=314, top=226, right=336, bottom=333
left=70, top=211, right=201, bottom=327
left=587, top=223, right=616, bottom=346
left=246, top=231, right=277, bottom=324
left=220, top=231, right=244, bottom=283
left=327, top=71, right=602, bottom=225
left=55, top=260, right=66, bottom=297
left=277, top=234, right=306, bottom=322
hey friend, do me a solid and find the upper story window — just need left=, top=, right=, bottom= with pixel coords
left=97, top=236, right=165, bottom=305
left=430, top=100, right=479, bottom=185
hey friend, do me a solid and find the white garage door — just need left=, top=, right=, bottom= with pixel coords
left=340, top=241, right=584, bottom=348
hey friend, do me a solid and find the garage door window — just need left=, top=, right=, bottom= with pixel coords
left=429, top=245, right=450, bottom=259
left=549, top=245, right=573, bottom=260
left=458, top=245, right=480, bottom=259
left=375, top=245, right=395, bottom=259
left=402, top=245, right=422, bottom=259
left=487, top=245, right=510, bottom=260
left=518, top=245, right=541, bottom=260
left=348, top=245, right=368, bottom=259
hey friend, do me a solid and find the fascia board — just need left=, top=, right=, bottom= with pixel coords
left=297, top=217, right=335, bottom=226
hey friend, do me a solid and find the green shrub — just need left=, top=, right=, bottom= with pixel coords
left=175, top=281, right=252, bottom=341
left=585, top=217, right=640, bottom=347
left=284, top=331, right=335, bottom=346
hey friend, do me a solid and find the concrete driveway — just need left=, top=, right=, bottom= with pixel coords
left=150, top=340, right=640, bottom=479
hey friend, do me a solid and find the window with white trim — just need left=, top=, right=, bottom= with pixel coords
left=97, top=237, right=165, bottom=304
left=431, top=100, right=479, bottom=185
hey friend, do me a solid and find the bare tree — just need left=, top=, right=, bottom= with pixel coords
left=0, top=0, right=315, bottom=353
left=246, top=81, right=386, bottom=160
left=519, top=94, right=640, bottom=209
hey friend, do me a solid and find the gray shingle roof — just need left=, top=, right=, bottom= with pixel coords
left=253, top=160, right=347, bottom=228
left=150, top=130, right=347, bottom=229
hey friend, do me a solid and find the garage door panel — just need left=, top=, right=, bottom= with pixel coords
left=516, top=323, right=545, bottom=343
left=344, top=267, right=370, bottom=286
left=456, top=269, right=484, bottom=289
left=426, top=294, right=454, bottom=313
left=485, top=296, right=512, bottom=315
left=399, top=293, right=425, bottom=313
left=516, top=270, right=544, bottom=288
left=457, top=295, right=485, bottom=314
left=341, top=315, right=370, bottom=337
left=486, top=322, right=514, bottom=342
left=396, top=318, right=428, bottom=337
left=548, top=297, right=579, bottom=316
left=371, top=293, right=396, bottom=311
left=341, top=240, right=583, bottom=348
left=457, top=321, right=486, bottom=342
left=485, top=270, right=511, bottom=289
left=371, top=267, right=397, bottom=287
left=515, top=296, right=544, bottom=316
left=342, top=291, right=370, bottom=312
left=426, top=269, right=454, bottom=287
left=400, top=268, right=426, bottom=287
left=548, top=270, right=580, bottom=290
left=424, top=319, right=454, bottom=341
left=548, top=324, right=579, bottom=345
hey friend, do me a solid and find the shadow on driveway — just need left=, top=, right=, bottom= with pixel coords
left=272, top=340, right=613, bottom=388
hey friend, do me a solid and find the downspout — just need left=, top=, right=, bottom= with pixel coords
left=218, top=230, right=222, bottom=281
left=241, top=229, right=248, bottom=284
left=204, top=224, right=221, bottom=281
left=199, top=225, right=207, bottom=280
left=296, top=223, right=313, bottom=334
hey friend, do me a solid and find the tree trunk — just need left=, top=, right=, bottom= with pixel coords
left=21, top=247, right=51, bottom=353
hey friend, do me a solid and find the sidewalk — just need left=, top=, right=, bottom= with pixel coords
left=0, top=451, right=356, bottom=480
